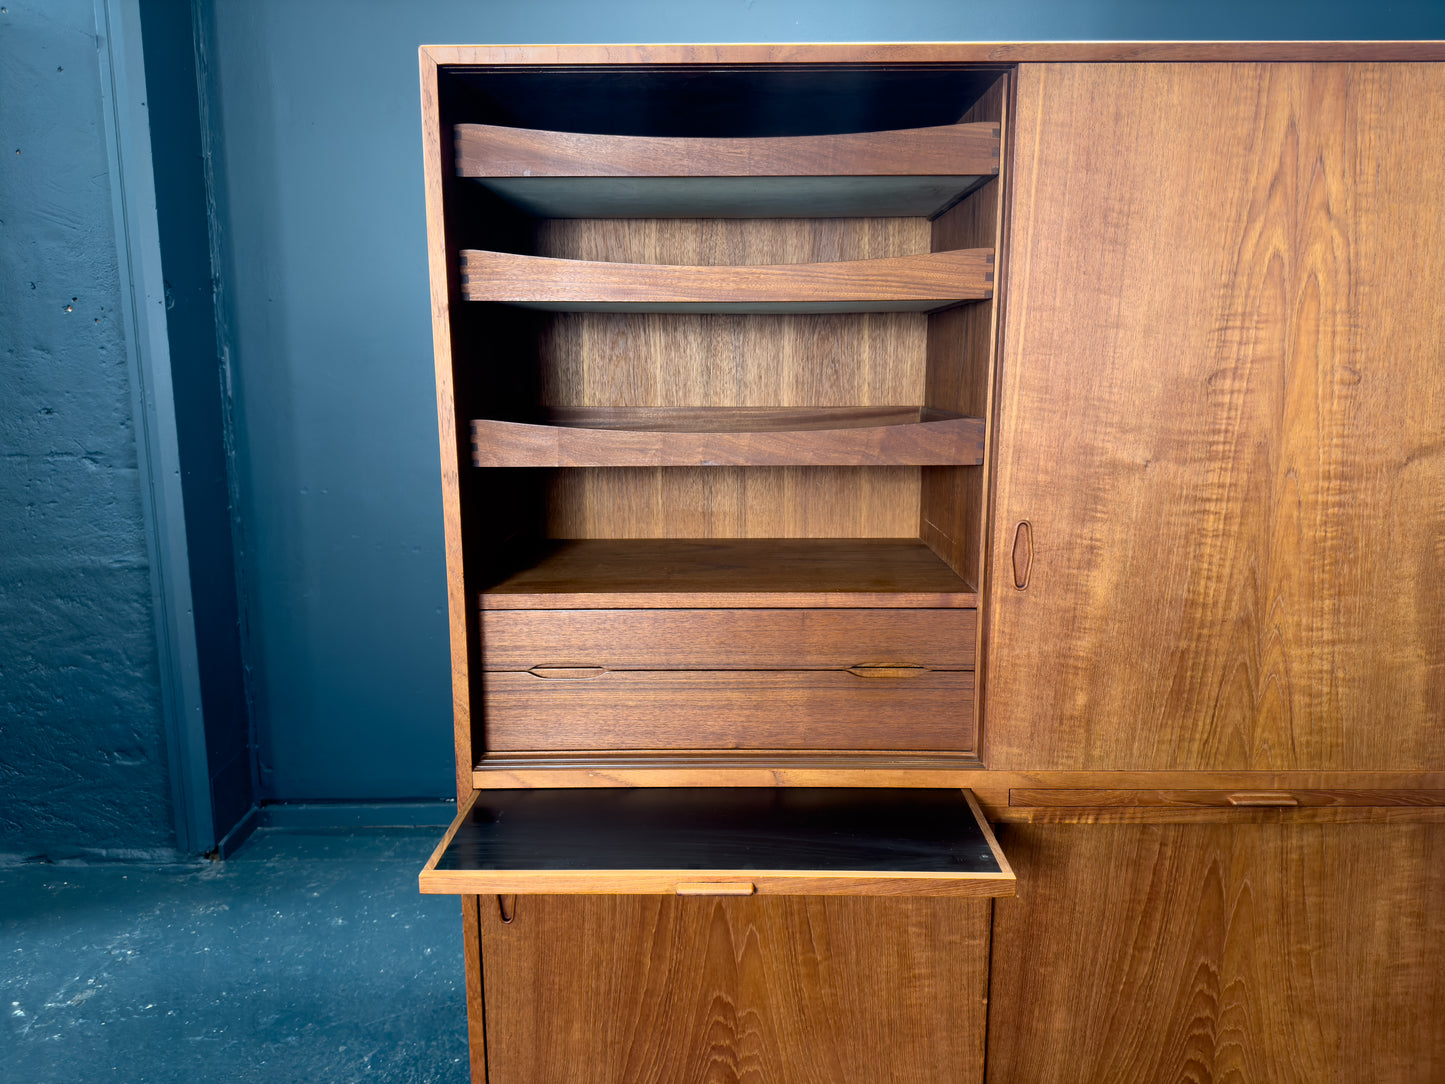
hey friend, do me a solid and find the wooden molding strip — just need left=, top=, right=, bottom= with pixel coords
left=424, top=42, right=1445, bottom=67
left=459, top=248, right=994, bottom=311
left=470, top=408, right=985, bottom=467
left=455, top=121, right=1001, bottom=178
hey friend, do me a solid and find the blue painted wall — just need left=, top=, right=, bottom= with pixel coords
left=0, top=0, right=176, bottom=859
left=199, top=0, right=1445, bottom=801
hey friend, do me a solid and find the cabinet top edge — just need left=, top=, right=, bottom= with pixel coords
left=420, top=42, right=1445, bottom=66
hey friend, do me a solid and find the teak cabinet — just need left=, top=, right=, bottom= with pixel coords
left=418, top=44, right=1445, bottom=1084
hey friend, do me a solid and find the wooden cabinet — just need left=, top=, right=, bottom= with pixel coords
left=419, top=43, right=1445, bottom=1083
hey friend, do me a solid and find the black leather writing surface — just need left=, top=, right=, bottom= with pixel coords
left=435, top=788, right=1000, bottom=874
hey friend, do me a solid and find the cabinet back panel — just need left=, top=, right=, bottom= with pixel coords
left=545, top=465, right=919, bottom=538
left=530, top=218, right=931, bottom=539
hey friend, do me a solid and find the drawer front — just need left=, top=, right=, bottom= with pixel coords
left=483, top=669, right=975, bottom=752
left=482, top=608, right=976, bottom=671
left=1009, top=789, right=1445, bottom=809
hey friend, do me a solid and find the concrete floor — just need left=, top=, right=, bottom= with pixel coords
left=0, top=828, right=469, bottom=1082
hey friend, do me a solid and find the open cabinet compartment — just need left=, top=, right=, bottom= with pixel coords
left=430, top=62, right=1010, bottom=770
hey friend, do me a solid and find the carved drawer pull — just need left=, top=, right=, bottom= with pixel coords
left=1012, top=521, right=1032, bottom=589
left=1227, top=792, right=1300, bottom=807
left=527, top=666, right=607, bottom=679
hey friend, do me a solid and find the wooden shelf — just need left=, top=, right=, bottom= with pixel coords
left=470, top=407, right=984, bottom=467
left=455, top=121, right=1000, bottom=218
left=459, top=248, right=994, bottom=312
left=478, top=538, right=978, bottom=610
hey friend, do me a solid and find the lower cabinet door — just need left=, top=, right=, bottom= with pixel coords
left=479, top=893, right=991, bottom=1084
left=986, top=822, right=1445, bottom=1084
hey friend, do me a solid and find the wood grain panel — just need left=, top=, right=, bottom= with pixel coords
left=470, top=409, right=982, bottom=467
left=478, top=539, right=976, bottom=608
left=482, top=607, right=975, bottom=671
left=483, top=669, right=975, bottom=752
left=546, top=466, right=920, bottom=539
left=459, top=248, right=994, bottom=310
left=480, top=894, right=990, bottom=1084
left=989, top=63, right=1445, bottom=771
left=987, top=822, right=1445, bottom=1083
left=456, top=121, right=1000, bottom=178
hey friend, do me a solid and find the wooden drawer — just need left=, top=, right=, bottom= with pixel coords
left=483, top=669, right=975, bottom=752
left=481, top=607, right=976, bottom=671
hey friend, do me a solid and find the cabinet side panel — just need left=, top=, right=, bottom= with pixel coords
left=986, top=822, right=1445, bottom=1083
left=482, top=895, right=989, bottom=1084
left=988, top=63, right=1445, bottom=771
left=921, top=71, right=1009, bottom=589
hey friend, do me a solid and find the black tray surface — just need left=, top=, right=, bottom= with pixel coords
left=436, top=787, right=999, bottom=874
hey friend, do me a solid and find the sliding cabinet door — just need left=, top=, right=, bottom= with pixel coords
left=987, top=63, right=1445, bottom=771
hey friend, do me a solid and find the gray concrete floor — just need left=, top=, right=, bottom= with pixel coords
left=0, top=828, right=470, bottom=1082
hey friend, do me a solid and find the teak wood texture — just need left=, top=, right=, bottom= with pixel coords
left=987, top=822, right=1445, bottom=1083
left=455, top=121, right=1001, bottom=178
left=470, top=407, right=984, bottom=467
left=988, top=63, right=1445, bottom=772
left=482, top=668, right=975, bottom=753
left=459, top=248, right=994, bottom=311
left=478, top=539, right=977, bottom=609
left=480, top=607, right=977, bottom=671
left=478, top=895, right=991, bottom=1084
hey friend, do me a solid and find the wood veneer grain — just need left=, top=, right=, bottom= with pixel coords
left=455, top=121, right=1000, bottom=178
left=480, top=607, right=977, bottom=671
left=988, top=62, right=1445, bottom=772
left=482, top=669, right=975, bottom=752
left=987, top=823, right=1445, bottom=1082
left=470, top=408, right=983, bottom=467
left=480, top=894, right=991, bottom=1083
left=478, top=539, right=977, bottom=609
left=459, top=248, right=994, bottom=311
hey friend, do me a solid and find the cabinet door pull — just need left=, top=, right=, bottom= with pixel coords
left=497, top=894, right=517, bottom=922
left=675, top=882, right=755, bottom=896
left=1012, top=521, right=1033, bottom=589
left=1227, top=792, right=1300, bottom=807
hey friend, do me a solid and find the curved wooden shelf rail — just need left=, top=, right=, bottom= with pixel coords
left=455, top=122, right=1000, bottom=217
left=470, top=406, right=984, bottom=467
left=456, top=121, right=1001, bottom=178
left=459, top=248, right=994, bottom=312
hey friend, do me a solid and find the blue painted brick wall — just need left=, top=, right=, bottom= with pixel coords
left=0, top=0, right=175, bottom=859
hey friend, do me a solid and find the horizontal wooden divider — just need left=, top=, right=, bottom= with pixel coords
left=456, top=121, right=1001, bottom=178
left=470, top=407, right=984, bottom=467
left=459, top=248, right=993, bottom=312
left=478, top=539, right=979, bottom=609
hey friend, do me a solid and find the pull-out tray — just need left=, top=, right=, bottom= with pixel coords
left=420, top=787, right=1013, bottom=896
